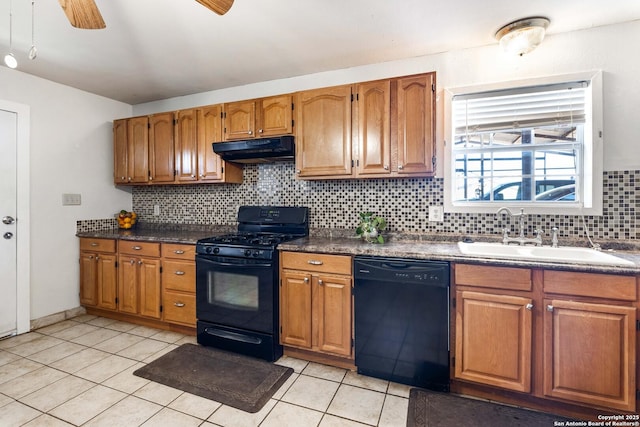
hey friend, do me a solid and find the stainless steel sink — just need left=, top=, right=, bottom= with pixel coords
left=457, top=241, right=636, bottom=267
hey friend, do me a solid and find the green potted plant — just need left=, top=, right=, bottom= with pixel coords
left=356, top=212, right=388, bottom=244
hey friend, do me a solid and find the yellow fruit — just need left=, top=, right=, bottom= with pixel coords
left=123, top=223, right=132, bottom=229
left=131, top=212, right=137, bottom=219
left=124, top=217, right=132, bottom=224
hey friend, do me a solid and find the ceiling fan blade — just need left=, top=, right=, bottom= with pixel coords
left=58, top=0, right=106, bottom=29
left=195, top=0, right=234, bottom=15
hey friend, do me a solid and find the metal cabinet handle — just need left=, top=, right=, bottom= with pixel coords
left=138, top=260, right=143, bottom=265
left=308, top=260, right=323, bottom=265
left=90, top=242, right=99, bottom=247
left=318, top=279, right=324, bottom=285
left=295, top=169, right=301, bottom=174
left=174, top=302, right=185, bottom=307
left=258, top=129, right=263, bottom=134
left=174, top=250, right=185, bottom=254
left=95, top=255, right=100, bottom=261
left=248, top=130, right=253, bottom=135
left=398, top=164, right=404, bottom=170
left=547, top=305, right=554, bottom=312
left=383, top=165, right=389, bottom=170
left=304, top=277, right=309, bottom=283
left=175, top=271, right=185, bottom=275
left=89, top=255, right=94, bottom=260
left=129, top=259, right=135, bottom=265
left=525, top=303, right=533, bottom=310
left=132, top=246, right=142, bottom=250
left=2, top=216, right=15, bottom=225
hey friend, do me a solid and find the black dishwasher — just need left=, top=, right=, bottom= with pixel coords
left=354, top=256, right=450, bottom=391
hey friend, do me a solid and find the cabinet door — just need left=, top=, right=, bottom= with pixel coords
left=127, top=116, right=149, bottom=183
left=455, top=290, right=533, bottom=392
left=139, top=258, right=161, bottom=319
left=543, top=299, right=636, bottom=411
left=113, top=119, right=129, bottom=184
left=198, top=105, right=224, bottom=182
left=79, top=252, right=98, bottom=306
left=315, top=274, right=352, bottom=357
left=174, top=109, right=198, bottom=182
left=397, top=73, right=435, bottom=175
left=149, top=112, right=175, bottom=183
left=295, top=85, right=353, bottom=178
left=96, top=253, right=117, bottom=310
left=355, top=80, right=391, bottom=176
left=118, top=256, right=139, bottom=314
left=280, top=271, right=312, bottom=349
left=224, top=100, right=256, bottom=140
left=259, top=95, right=293, bottom=137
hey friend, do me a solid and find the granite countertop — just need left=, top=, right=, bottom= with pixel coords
left=76, top=224, right=233, bottom=245
left=77, top=224, right=640, bottom=274
left=279, top=236, right=640, bottom=275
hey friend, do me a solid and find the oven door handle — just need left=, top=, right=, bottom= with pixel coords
left=203, top=260, right=273, bottom=268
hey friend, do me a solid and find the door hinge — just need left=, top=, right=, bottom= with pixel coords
left=221, top=166, right=224, bottom=173
left=291, top=119, right=294, bottom=128
left=636, top=389, right=640, bottom=400
left=432, top=155, right=437, bottom=167
left=352, top=338, right=355, bottom=348
left=432, top=83, right=436, bottom=92
left=115, top=261, right=118, bottom=268
left=115, top=297, right=118, bottom=304
left=173, top=118, right=177, bottom=125
left=451, top=356, right=455, bottom=367
left=636, top=320, right=640, bottom=331
left=351, top=159, right=354, bottom=168
left=220, top=111, right=224, bottom=119
left=291, top=102, right=294, bottom=111
left=452, top=298, right=456, bottom=308
left=351, top=94, right=354, bottom=102
left=160, top=266, right=163, bottom=274
left=147, top=123, right=150, bottom=129
left=160, top=305, right=163, bottom=313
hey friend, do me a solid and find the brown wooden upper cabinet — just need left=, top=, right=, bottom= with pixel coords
left=295, top=72, right=436, bottom=179
left=113, top=105, right=242, bottom=186
left=223, top=94, right=293, bottom=141
left=113, top=116, right=150, bottom=184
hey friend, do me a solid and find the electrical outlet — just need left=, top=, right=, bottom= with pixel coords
left=428, top=206, right=444, bottom=222
left=62, top=193, right=81, bottom=206
left=153, top=205, right=160, bottom=216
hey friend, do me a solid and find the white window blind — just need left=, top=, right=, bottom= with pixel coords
left=452, top=81, right=588, bottom=135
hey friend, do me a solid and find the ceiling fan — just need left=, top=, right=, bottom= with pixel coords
left=57, top=0, right=234, bottom=29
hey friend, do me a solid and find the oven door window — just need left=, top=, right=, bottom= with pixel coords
left=209, top=271, right=258, bottom=311
left=196, top=256, right=275, bottom=334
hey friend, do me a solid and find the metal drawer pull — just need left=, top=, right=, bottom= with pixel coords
left=174, top=250, right=185, bottom=254
left=318, top=279, right=324, bottom=285
left=174, top=302, right=185, bottom=307
left=304, top=277, right=309, bottom=283
left=132, top=246, right=142, bottom=250
left=525, top=303, right=533, bottom=310
left=174, top=271, right=185, bottom=275
left=307, top=260, right=323, bottom=265
left=90, top=242, right=99, bottom=247
left=547, top=305, right=554, bottom=312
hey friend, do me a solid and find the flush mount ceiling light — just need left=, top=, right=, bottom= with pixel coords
left=495, top=17, right=550, bottom=56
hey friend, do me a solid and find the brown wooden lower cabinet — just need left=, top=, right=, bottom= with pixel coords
left=79, top=239, right=196, bottom=332
left=453, top=262, right=638, bottom=416
left=279, top=251, right=353, bottom=362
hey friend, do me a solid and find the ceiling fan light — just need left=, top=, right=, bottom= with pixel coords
left=496, top=17, right=550, bottom=56
left=4, top=53, right=17, bottom=69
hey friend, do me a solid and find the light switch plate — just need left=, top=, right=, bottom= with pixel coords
left=62, top=193, right=81, bottom=206
left=428, top=206, right=444, bottom=222
left=153, top=205, right=160, bottom=216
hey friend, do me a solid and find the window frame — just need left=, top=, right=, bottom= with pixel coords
left=443, top=71, right=603, bottom=215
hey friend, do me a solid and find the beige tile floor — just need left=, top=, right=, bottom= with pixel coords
left=0, top=315, right=411, bottom=426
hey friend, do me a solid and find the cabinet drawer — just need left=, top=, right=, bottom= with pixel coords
left=163, top=260, right=195, bottom=292
left=119, top=241, right=161, bottom=257
left=79, top=238, right=116, bottom=253
left=162, top=243, right=195, bottom=260
left=455, top=263, right=532, bottom=291
left=281, top=251, right=352, bottom=275
left=163, top=290, right=196, bottom=326
left=543, top=270, right=637, bottom=301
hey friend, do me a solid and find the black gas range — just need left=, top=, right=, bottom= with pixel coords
left=195, top=206, right=308, bottom=361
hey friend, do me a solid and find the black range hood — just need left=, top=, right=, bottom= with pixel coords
left=212, top=135, right=295, bottom=164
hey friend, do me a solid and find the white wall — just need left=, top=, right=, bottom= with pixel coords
left=0, top=67, right=132, bottom=320
left=134, top=20, right=640, bottom=173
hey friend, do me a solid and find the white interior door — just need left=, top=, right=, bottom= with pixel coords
left=0, top=108, right=18, bottom=338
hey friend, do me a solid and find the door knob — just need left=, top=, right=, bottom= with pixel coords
left=3, top=232, right=13, bottom=239
left=2, top=216, right=15, bottom=225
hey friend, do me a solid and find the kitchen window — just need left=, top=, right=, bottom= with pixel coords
left=444, top=71, right=603, bottom=215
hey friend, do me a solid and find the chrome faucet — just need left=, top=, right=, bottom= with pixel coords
left=497, top=207, right=543, bottom=246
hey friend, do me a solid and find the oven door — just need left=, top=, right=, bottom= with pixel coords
left=196, top=254, right=276, bottom=334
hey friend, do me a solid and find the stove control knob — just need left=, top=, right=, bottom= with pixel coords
left=244, top=249, right=252, bottom=257
left=252, top=250, right=260, bottom=257
left=213, top=247, right=220, bottom=254
left=205, top=247, right=213, bottom=254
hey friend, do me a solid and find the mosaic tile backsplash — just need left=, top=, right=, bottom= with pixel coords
left=119, top=164, right=638, bottom=242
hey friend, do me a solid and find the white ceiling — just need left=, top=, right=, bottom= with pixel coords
left=1, top=0, right=639, bottom=105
